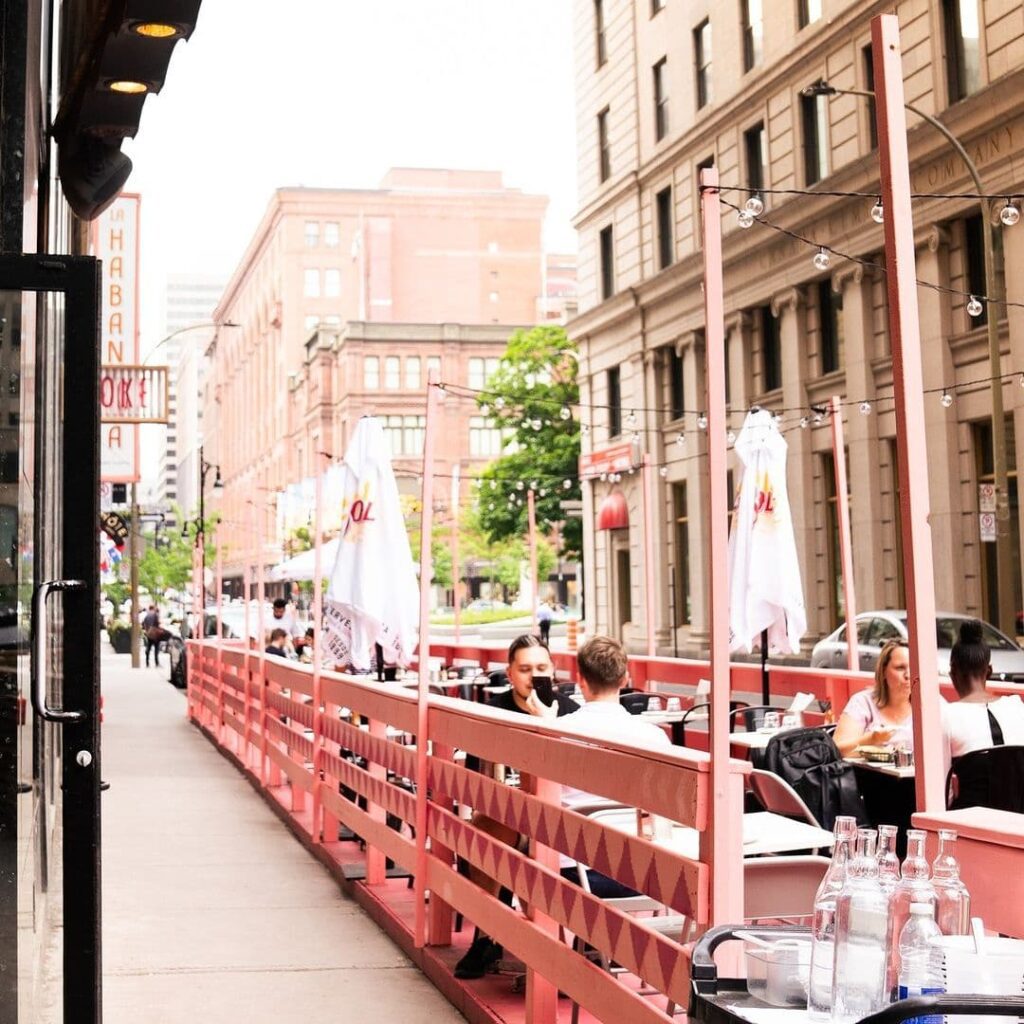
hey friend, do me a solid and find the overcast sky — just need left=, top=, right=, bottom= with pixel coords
left=124, top=0, right=579, bottom=353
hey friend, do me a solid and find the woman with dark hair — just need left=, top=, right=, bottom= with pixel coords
left=943, top=619, right=1024, bottom=758
left=833, top=638, right=914, bottom=756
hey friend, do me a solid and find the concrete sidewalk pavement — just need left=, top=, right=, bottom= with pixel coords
left=100, top=650, right=466, bottom=1024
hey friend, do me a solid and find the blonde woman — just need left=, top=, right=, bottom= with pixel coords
left=833, top=639, right=914, bottom=757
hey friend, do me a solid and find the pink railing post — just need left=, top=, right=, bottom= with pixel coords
left=830, top=396, right=859, bottom=671
left=188, top=542, right=201, bottom=720
left=216, top=541, right=225, bottom=742
left=525, top=773, right=560, bottom=1024
left=700, top=165, right=745, bottom=927
left=872, top=13, right=944, bottom=811
left=641, top=452, right=657, bottom=656
left=311, top=453, right=326, bottom=842
left=242, top=539, right=252, bottom=762
left=527, top=487, right=538, bottom=634
left=414, top=370, right=442, bottom=948
left=365, top=718, right=387, bottom=885
left=452, top=465, right=461, bottom=644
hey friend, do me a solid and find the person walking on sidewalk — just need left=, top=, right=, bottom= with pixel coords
left=537, top=599, right=553, bottom=645
left=142, top=605, right=162, bottom=667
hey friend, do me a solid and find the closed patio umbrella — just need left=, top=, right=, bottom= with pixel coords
left=728, top=409, right=807, bottom=702
left=323, top=416, right=419, bottom=672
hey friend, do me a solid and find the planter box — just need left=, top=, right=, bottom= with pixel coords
left=109, top=631, right=133, bottom=655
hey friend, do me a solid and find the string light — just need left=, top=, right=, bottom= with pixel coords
left=516, top=480, right=524, bottom=490
left=675, top=432, right=686, bottom=448
left=625, top=410, right=638, bottom=428
left=859, top=401, right=872, bottom=415
left=563, top=478, right=572, bottom=489
left=726, top=429, right=736, bottom=444
left=631, top=431, right=641, bottom=444
left=800, top=417, right=809, bottom=429
left=494, top=396, right=505, bottom=409
left=560, top=405, right=572, bottom=420
left=480, top=404, right=489, bottom=416
left=1000, top=200, right=1021, bottom=227
left=941, top=391, right=954, bottom=408
left=697, top=413, right=708, bottom=430
left=870, top=198, right=884, bottom=224
left=659, top=466, right=669, bottom=477
left=812, top=407, right=825, bottom=426
left=1019, top=374, right=1024, bottom=389
left=967, top=295, right=984, bottom=318
left=532, top=418, right=543, bottom=431
left=581, top=423, right=590, bottom=436
left=813, top=247, right=831, bottom=270
left=738, top=209, right=755, bottom=229
left=745, top=194, right=765, bottom=217
left=530, top=480, right=539, bottom=490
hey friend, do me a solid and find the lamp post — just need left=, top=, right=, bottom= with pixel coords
left=804, top=80, right=1016, bottom=635
left=184, top=444, right=223, bottom=611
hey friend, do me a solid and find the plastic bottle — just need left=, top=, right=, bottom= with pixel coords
left=877, top=824, right=901, bottom=895
left=896, top=902, right=945, bottom=1024
left=885, top=829, right=938, bottom=998
left=831, top=828, right=890, bottom=1023
left=931, top=828, right=970, bottom=935
left=807, top=816, right=859, bottom=1021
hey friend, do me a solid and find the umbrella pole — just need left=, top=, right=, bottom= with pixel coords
left=527, top=488, right=538, bottom=635
left=760, top=627, right=769, bottom=705
left=312, top=454, right=325, bottom=842
left=830, top=395, right=859, bottom=672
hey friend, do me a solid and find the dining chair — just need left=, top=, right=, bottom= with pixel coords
left=729, top=704, right=785, bottom=732
left=619, top=691, right=651, bottom=715
left=748, top=768, right=824, bottom=835
left=946, top=744, right=1024, bottom=812
left=743, top=855, right=830, bottom=922
left=678, top=701, right=711, bottom=746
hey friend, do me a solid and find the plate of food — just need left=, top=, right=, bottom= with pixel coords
left=856, top=744, right=895, bottom=763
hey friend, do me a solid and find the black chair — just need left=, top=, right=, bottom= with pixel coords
left=729, top=704, right=785, bottom=732
left=946, top=745, right=1024, bottom=812
left=677, top=702, right=711, bottom=746
left=619, top=692, right=651, bottom=715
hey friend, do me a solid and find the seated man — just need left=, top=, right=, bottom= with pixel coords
left=265, top=628, right=291, bottom=658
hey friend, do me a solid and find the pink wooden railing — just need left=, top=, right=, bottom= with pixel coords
left=187, top=640, right=748, bottom=1023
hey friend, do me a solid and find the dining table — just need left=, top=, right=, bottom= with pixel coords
left=845, top=753, right=916, bottom=856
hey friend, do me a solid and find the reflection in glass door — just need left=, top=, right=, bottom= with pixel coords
left=0, top=256, right=101, bottom=1022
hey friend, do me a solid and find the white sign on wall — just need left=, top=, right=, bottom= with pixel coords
left=92, top=193, right=141, bottom=482
left=979, top=483, right=996, bottom=513
left=980, top=511, right=997, bottom=543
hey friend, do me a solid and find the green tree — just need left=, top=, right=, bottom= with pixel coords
left=138, top=516, right=218, bottom=598
left=475, top=325, right=581, bottom=556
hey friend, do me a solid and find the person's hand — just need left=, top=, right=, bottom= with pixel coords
left=525, top=691, right=557, bottom=719
left=866, top=725, right=896, bottom=746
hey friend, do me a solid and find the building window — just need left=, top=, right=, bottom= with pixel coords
left=653, top=58, right=669, bottom=141
left=469, top=416, right=504, bottom=457
left=743, top=121, right=766, bottom=194
left=656, top=186, right=674, bottom=270
left=801, top=91, right=830, bottom=185
left=324, top=268, right=341, bottom=297
left=964, top=212, right=988, bottom=326
left=404, top=356, right=421, bottom=389
left=943, top=0, right=981, bottom=102
left=364, top=356, right=380, bottom=389
left=819, top=280, right=844, bottom=373
left=385, top=355, right=401, bottom=389
left=668, top=347, right=684, bottom=421
left=760, top=306, right=781, bottom=391
left=426, top=356, right=442, bottom=381
left=673, top=483, right=692, bottom=625
left=468, top=357, right=485, bottom=390
left=599, top=225, right=615, bottom=300
left=597, top=107, right=611, bottom=182
left=694, top=19, right=712, bottom=109
left=303, top=268, right=320, bottom=297
left=652, top=0, right=665, bottom=12
left=384, top=415, right=427, bottom=457
left=862, top=45, right=878, bottom=150
left=595, top=0, right=607, bottom=67
left=304, top=221, right=319, bottom=247
left=742, top=0, right=763, bottom=72
left=607, top=366, right=622, bottom=437
left=798, top=0, right=822, bottom=28
left=324, top=222, right=340, bottom=248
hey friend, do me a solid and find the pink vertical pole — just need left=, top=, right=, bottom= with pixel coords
left=216, top=541, right=224, bottom=743
left=257, top=501, right=268, bottom=784
left=311, top=455, right=325, bottom=842
left=700, top=165, right=744, bottom=927
left=189, top=541, right=202, bottom=719
left=527, top=488, right=539, bottom=634
left=641, top=453, right=657, bottom=657
left=451, top=464, right=461, bottom=643
left=414, top=371, right=441, bottom=948
left=242, top=529, right=252, bottom=758
left=872, top=13, right=943, bottom=812
left=830, top=396, right=859, bottom=671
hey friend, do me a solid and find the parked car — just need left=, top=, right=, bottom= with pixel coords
left=809, top=610, right=1024, bottom=682
left=167, top=606, right=252, bottom=689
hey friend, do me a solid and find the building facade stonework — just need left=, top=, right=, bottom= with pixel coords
left=571, top=0, right=1024, bottom=653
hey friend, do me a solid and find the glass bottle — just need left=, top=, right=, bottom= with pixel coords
left=832, top=828, right=890, bottom=1023
left=885, top=829, right=938, bottom=999
left=931, top=828, right=970, bottom=936
left=808, top=816, right=859, bottom=1020
left=877, top=824, right=901, bottom=895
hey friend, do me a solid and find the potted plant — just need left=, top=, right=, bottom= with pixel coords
left=107, top=619, right=133, bottom=655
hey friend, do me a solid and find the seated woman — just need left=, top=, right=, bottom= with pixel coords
left=943, top=619, right=1024, bottom=760
left=833, top=638, right=914, bottom=757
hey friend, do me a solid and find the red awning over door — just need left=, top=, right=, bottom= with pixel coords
left=596, top=491, right=629, bottom=530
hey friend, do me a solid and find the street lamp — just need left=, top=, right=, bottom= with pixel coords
left=803, top=79, right=1016, bottom=635
left=182, top=444, right=223, bottom=607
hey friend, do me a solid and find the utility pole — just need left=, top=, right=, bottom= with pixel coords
left=129, top=482, right=140, bottom=668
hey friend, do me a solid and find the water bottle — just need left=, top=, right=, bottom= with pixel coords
left=877, top=824, right=901, bottom=895
left=808, top=816, right=858, bottom=1020
left=885, top=829, right=938, bottom=998
left=832, top=828, right=890, bottom=1023
left=896, top=902, right=945, bottom=1024
left=931, top=828, right=970, bottom=935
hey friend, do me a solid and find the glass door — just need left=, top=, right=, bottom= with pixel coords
left=0, top=255, right=101, bottom=1022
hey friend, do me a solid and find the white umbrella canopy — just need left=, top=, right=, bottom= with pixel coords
left=323, top=416, right=419, bottom=671
left=728, top=409, right=807, bottom=657
left=268, top=538, right=340, bottom=582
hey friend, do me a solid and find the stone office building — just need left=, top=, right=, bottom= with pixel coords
left=570, top=0, right=1024, bottom=653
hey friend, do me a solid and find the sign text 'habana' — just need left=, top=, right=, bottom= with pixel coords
left=99, top=365, right=169, bottom=424
left=93, top=193, right=141, bottom=482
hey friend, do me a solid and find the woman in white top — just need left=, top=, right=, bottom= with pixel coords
left=833, top=639, right=914, bottom=756
left=943, top=619, right=1024, bottom=760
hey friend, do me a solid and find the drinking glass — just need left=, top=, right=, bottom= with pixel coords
left=763, top=711, right=781, bottom=730
left=666, top=697, right=681, bottom=713
left=782, top=712, right=801, bottom=729
left=648, top=695, right=663, bottom=711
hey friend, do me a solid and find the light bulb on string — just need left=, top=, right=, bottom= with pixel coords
left=559, top=405, right=572, bottom=420
left=675, top=432, right=686, bottom=448
left=1000, top=200, right=1021, bottom=227
left=940, top=390, right=953, bottom=409
left=516, top=480, right=524, bottom=490
left=726, top=429, right=736, bottom=445
left=530, top=480, right=539, bottom=490
left=745, top=194, right=765, bottom=217
left=480, top=403, right=490, bottom=416
left=659, top=466, right=669, bottom=478
left=870, top=198, right=884, bottom=224
left=737, top=209, right=755, bottom=229
left=539, top=488, right=547, bottom=497
left=813, top=247, right=831, bottom=271
left=697, top=412, right=708, bottom=431
left=1019, top=373, right=1024, bottom=389
left=600, top=472, right=608, bottom=482
left=488, top=503, right=495, bottom=511
left=773, top=412, right=783, bottom=426
left=812, top=408, right=824, bottom=426
left=494, top=396, right=505, bottom=409
left=625, top=409, right=637, bottom=428
left=631, top=431, right=641, bottom=444
left=859, top=401, right=872, bottom=415
left=563, top=478, right=572, bottom=489
left=581, top=423, right=590, bottom=436
left=967, top=295, right=984, bottom=318
left=800, top=416, right=809, bottom=429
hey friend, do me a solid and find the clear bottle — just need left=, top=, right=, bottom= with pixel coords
left=896, top=902, right=945, bottom=1024
left=832, top=828, right=890, bottom=1023
left=877, top=824, right=901, bottom=895
left=931, top=828, right=970, bottom=936
left=885, top=829, right=938, bottom=998
left=807, top=816, right=859, bottom=1021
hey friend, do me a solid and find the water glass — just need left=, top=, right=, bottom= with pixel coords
left=894, top=746, right=914, bottom=768
left=666, top=696, right=682, bottom=713
left=648, top=695, right=663, bottom=712
left=763, top=711, right=781, bottom=730
left=781, top=712, right=801, bottom=730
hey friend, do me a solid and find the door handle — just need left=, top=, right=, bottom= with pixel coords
left=31, top=579, right=86, bottom=723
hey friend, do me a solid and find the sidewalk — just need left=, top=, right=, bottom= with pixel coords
left=100, top=650, right=467, bottom=1024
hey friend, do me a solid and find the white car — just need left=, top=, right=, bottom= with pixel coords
left=809, top=610, right=1024, bottom=682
